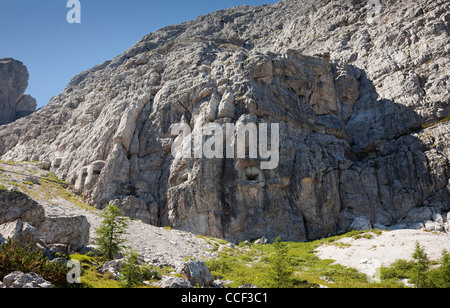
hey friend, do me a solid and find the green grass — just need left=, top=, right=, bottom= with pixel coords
left=40, top=172, right=68, bottom=186
left=68, top=253, right=170, bottom=288
left=205, top=230, right=404, bottom=288
left=19, top=172, right=97, bottom=212
left=10, top=182, right=23, bottom=188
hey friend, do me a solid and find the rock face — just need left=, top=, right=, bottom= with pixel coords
left=0, top=0, right=449, bottom=242
left=0, top=58, right=36, bottom=125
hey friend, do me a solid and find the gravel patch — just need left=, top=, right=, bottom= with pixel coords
left=315, top=229, right=450, bottom=278
left=41, top=201, right=219, bottom=267
left=0, top=162, right=220, bottom=267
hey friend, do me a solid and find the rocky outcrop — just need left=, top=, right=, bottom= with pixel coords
left=0, top=190, right=90, bottom=252
left=0, top=190, right=46, bottom=228
left=157, top=276, right=193, bottom=289
left=0, top=220, right=41, bottom=248
left=109, top=195, right=158, bottom=225
left=2, top=271, right=53, bottom=289
left=0, top=58, right=36, bottom=125
left=177, top=260, right=214, bottom=287
left=0, top=0, right=449, bottom=242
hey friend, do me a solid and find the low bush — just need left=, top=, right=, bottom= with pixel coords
left=0, top=239, right=70, bottom=288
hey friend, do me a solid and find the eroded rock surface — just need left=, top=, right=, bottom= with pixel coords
left=0, top=0, right=449, bottom=242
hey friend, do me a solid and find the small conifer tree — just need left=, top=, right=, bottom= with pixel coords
left=438, top=250, right=450, bottom=288
left=411, top=241, right=430, bottom=288
left=95, top=204, right=129, bottom=260
left=119, top=249, right=142, bottom=288
left=267, top=237, right=293, bottom=288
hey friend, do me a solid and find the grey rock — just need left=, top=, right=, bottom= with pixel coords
left=319, top=276, right=335, bottom=284
left=97, top=259, right=125, bottom=280
left=157, top=276, right=192, bottom=288
left=38, top=215, right=90, bottom=251
left=238, top=284, right=258, bottom=288
left=110, top=195, right=157, bottom=225
left=0, top=58, right=36, bottom=125
left=0, top=0, right=449, bottom=242
left=3, top=271, right=53, bottom=289
left=254, top=236, right=269, bottom=245
left=423, top=220, right=444, bottom=232
left=178, top=260, right=214, bottom=287
left=349, top=217, right=373, bottom=231
left=0, top=220, right=40, bottom=248
left=15, top=95, right=37, bottom=120
left=445, top=213, right=450, bottom=233
left=402, top=207, right=433, bottom=225
left=23, top=176, right=40, bottom=185
left=0, top=190, right=46, bottom=228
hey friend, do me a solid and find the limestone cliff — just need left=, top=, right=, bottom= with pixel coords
left=0, top=0, right=449, bottom=242
left=0, top=58, right=37, bottom=125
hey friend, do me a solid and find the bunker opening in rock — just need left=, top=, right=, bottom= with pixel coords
left=241, top=166, right=263, bottom=183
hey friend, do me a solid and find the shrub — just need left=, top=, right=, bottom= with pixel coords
left=428, top=250, right=450, bottom=288
left=411, top=242, right=432, bottom=288
left=0, top=239, right=69, bottom=288
left=439, top=250, right=450, bottom=287
left=381, top=259, right=415, bottom=280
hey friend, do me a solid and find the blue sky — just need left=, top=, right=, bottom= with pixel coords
left=0, top=0, right=278, bottom=109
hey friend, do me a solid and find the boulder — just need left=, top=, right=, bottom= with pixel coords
left=349, top=217, right=372, bottom=231
left=0, top=220, right=40, bottom=248
left=0, top=190, right=46, bottom=228
left=401, top=207, right=433, bottom=225
left=3, top=271, right=53, bottom=288
left=38, top=215, right=90, bottom=251
left=445, top=213, right=450, bottom=233
left=157, top=276, right=192, bottom=289
left=97, top=259, right=125, bottom=280
left=254, top=236, right=269, bottom=244
left=177, top=260, right=214, bottom=287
